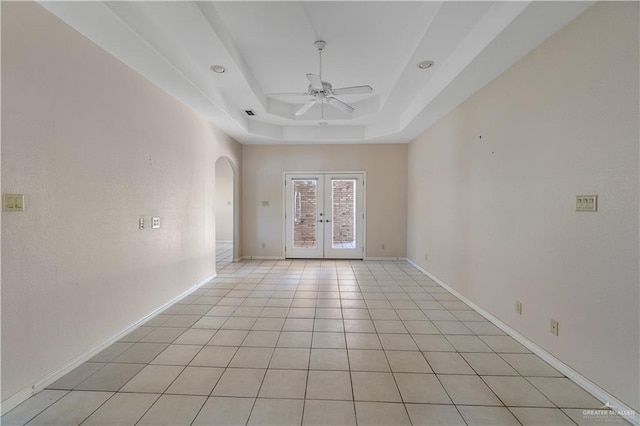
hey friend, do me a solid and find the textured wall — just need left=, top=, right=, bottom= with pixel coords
left=407, top=2, right=639, bottom=410
left=1, top=2, right=241, bottom=403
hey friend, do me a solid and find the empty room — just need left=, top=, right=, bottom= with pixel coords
left=1, top=1, right=638, bottom=425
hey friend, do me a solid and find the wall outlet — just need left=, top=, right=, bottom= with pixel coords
left=576, top=195, right=597, bottom=212
left=550, top=319, right=559, bottom=336
left=515, top=301, right=522, bottom=315
left=3, top=193, right=24, bottom=212
left=151, top=217, right=160, bottom=229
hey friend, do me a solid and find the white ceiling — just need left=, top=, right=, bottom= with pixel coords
left=39, top=1, right=592, bottom=145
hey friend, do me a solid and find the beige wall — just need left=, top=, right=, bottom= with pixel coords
left=407, top=2, right=639, bottom=410
left=1, top=2, right=241, bottom=403
left=242, top=144, right=407, bottom=258
left=215, top=158, right=234, bottom=242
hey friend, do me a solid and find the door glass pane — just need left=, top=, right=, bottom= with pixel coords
left=293, top=179, right=318, bottom=248
left=332, top=179, right=356, bottom=249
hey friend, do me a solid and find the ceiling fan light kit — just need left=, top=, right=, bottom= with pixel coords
left=270, top=40, right=373, bottom=118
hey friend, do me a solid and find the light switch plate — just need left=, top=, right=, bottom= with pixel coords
left=3, top=193, right=24, bottom=212
left=152, top=217, right=160, bottom=229
left=576, top=195, right=597, bottom=212
left=139, top=218, right=144, bottom=230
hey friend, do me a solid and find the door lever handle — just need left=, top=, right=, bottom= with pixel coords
left=317, top=219, right=324, bottom=223
left=325, top=219, right=332, bottom=223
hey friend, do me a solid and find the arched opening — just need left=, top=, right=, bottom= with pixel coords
left=215, top=157, right=235, bottom=269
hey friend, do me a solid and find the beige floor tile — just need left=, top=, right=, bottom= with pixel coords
left=47, top=363, right=105, bottom=390
left=438, top=375, right=502, bottom=406
left=136, top=395, right=206, bottom=426
left=303, top=400, right=356, bottom=426
left=433, top=321, right=473, bottom=335
left=500, top=353, right=563, bottom=377
left=406, top=404, right=466, bottom=425
left=258, top=369, right=307, bottom=399
left=423, top=352, right=475, bottom=374
left=413, top=335, right=457, bottom=352
left=354, top=402, right=411, bottom=425
left=75, top=363, right=144, bottom=391
left=348, top=350, right=390, bottom=372
left=212, top=368, right=266, bottom=397
left=118, top=327, right=154, bottom=343
left=310, top=348, right=349, bottom=370
left=193, top=316, right=227, bottom=329
left=208, top=330, right=248, bottom=346
left=351, top=372, right=401, bottom=402
left=480, top=335, right=530, bottom=353
left=252, top=318, right=285, bottom=331
left=394, top=373, right=451, bottom=404
left=342, top=309, right=370, bottom=320
left=150, top=344, right=201, bottom=365
left=483, top=376, right=554, bottom=407
left=457, top=405, right=520, bottom=425
left=81, top=393, right=159, bottom=426
left=222, top=317, right=257, bottom=330
left=344, top=320, right=376, bottom=333
left=385, top=351, right=432, bottom=373
left=192, top=397, right=254, bottom=426
left=312, top=332, right=346, bottom=348
left=1, top=390, right=68, bottom=426
left=464, top=321, right=505, bottom=335
left=527, top=377, right=602, bottom=408
left=462, top=353, right=518, bottom=376
left=88, top=343, right=133, bottom=363
left=282, top=318, right=314, bottom=331
left=511, top=407, right=577, bottom=425
left=373, top=320, right=408, bottom=334
left=313, top=319, right=344, bottom=332
left=345, top=333, right=382, bottom=349
left=269, top=348, right=310, bottom=370
left=166, top=366, right=224, bottom=395
left=26, top=391, right=113, bottom=426
left=162, top=315, right=201, bottom=328
left=174, top=329, right=216, bottom=345
left=190, top=346, right=237, bottom=367
left=306, top=370, right=353, bottom=400
left=378, top=334, right=419, bottom=351
left=278, top=331, right=313, bottom=347
left=120, top=365, right=183, bottom=393
left=140, top=327, right=188, bottom=343
left=403, top=320, right=439, bottom=334
left=445, top=335, right=493, bottom=352
left=112, top=343, right=168, bottom=364
left=248, top=399, right=304, bottom=426
left=242, top=331, right=280, bottom=347
left=229, top=347, right=273, bottom=368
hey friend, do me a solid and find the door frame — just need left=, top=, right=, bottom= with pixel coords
left=283, top=171, right=367, bottom=259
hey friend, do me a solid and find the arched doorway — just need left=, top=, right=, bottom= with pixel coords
left=215, top=157, right=235, bottom=269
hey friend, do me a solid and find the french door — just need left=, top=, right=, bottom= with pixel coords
left=285, top=173, right=365, bottom=259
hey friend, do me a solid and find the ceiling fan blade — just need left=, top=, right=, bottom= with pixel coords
left=294, top=99, right=317, bottom=116
left=306, top=73, right=323, bottom=91
left=331, top=85, right=373, bottom=96
left=327, top=97, right=354, bottom=114
left=269, top=92, right=310, bottom=97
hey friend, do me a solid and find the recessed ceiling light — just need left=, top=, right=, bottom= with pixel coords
left=417, top=60, right=435, bottom=70
left=319, top=122, right=328, bottom=126
left=210, top=65, right=226, bottom=73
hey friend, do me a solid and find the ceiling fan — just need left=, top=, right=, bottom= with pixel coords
left=269, top=40, right=373, bottom=117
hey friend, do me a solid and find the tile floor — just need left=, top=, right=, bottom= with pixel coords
left=2, top=260, right=629, bottom=426
left=216, top=242, right=233, bottom=269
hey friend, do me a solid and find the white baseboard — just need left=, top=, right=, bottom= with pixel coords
left=405, top=258, right=639, bottom=426
left=364, top=256, right=406, bottom=261
left=216, top=240, right=233, bottom=244
left=0, top=272, right=217, bottom=415
left=242, top=256, right=285, bottom=260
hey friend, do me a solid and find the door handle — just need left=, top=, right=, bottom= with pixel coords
left=325, top=219, right=332, bottom=223
left=318, top=219, right=324, bottom=223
